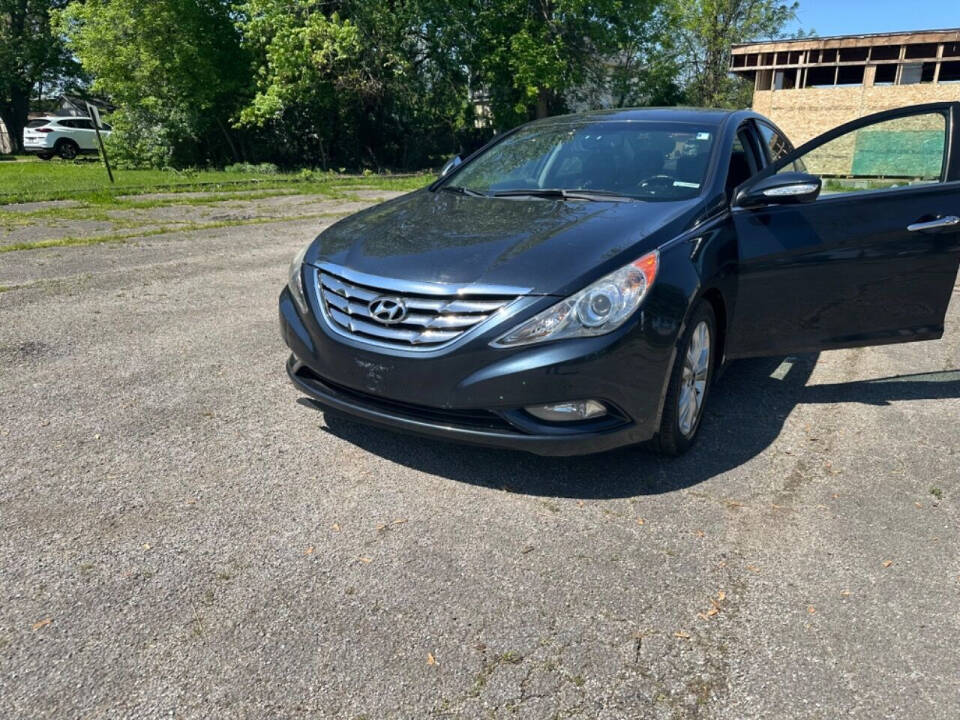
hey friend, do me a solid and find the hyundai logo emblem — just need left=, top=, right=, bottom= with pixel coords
left=369, top=296, right=407, bottom=324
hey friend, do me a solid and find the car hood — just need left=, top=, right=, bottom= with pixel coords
left=308, top=189, right=702, bottom=295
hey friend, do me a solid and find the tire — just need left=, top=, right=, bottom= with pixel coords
left=37, top=153, right=54, bottom=161
left=655, top=300, right=717, bottom=456
left=57, top=140, right=79, bottom=160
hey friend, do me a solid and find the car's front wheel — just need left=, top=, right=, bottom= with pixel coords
left=37, top=152, right=54, bottom=161
left=655, top=301, right=716, bottom=455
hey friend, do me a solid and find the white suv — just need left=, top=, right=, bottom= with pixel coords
left=23, top=117, right=112, bottom=160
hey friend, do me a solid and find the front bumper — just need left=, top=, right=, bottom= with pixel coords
left=279, top=283, right=676, bottom=456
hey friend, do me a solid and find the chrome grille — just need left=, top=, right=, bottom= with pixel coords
left=314, top=264, right=525, bottom=351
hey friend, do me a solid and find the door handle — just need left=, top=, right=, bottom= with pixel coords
left=907, top=216, right=960, bottom=233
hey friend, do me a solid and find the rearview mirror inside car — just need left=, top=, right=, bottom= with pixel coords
left=735, top=172, right=822, bottom=208
left=439, top=155, right=463, bottom=178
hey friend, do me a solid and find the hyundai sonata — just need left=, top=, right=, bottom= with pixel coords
left=280, top=104, right=960, bottom=455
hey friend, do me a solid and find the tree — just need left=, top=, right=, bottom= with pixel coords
left=668, top=0, right=800, bottom=108
left=0, top=0, right=75, bottom=153
left=456, top=0, right=661, bottom=128
left=597, top=3, right=685, bottom=110
left=234, top=0, right=362, bottom=168
left=235, top=0, right=472, bottom=170
left=58, top=0, right=250, bottom=167
left=54, top=0, right=798, bottom=169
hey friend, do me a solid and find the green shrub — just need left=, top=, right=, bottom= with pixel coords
left=103, top=111, right=174, bottom=170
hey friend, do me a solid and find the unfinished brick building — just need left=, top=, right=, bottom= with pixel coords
left=730, top=28, right=960, bottom=146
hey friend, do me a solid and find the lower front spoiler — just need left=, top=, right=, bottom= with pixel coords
left=286, top=356, right=651, bottom=456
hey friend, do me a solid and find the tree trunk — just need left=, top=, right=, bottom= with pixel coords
left=536, top=88, right=550, bottom=119
left=317, top=138, right=328, bottom=171
left=215, top=117, right=241, bottom=163
left=2, top=0, right=35, bottom=155
left=0, top=85, right=31, bottom=154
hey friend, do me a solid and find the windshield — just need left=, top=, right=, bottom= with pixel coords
left=445, top=121, right=717, bottom=201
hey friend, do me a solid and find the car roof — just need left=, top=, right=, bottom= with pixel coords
left=36, top=116, right=94, bottom=123
left=531, top=107, right=749, bottom=127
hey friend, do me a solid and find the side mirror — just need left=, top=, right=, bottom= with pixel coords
left=439, top=155, right=463, bottom=178
left=735, top=172, right=822, bottom=208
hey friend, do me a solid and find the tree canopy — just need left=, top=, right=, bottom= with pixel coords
left=32, top=0, right=802, bottom=168
left=459, top=0, right=662, bottom=125
left=669, top=0, right=801, bottom=107
left=58, top=0, right=250, bottom=166
left=0, top=0, right=77, bottom=152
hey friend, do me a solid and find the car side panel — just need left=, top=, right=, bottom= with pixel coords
left=686, top=216, right=741, bottom=362
left=73, top=120, right=99, bottom=151
left=55, top=121, right=79, bottom=148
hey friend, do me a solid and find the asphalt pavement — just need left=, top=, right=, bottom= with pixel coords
left=1, top=194, right=958, bottom=719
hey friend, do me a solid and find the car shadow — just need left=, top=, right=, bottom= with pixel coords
left=301, top=357, right=960, bottom=499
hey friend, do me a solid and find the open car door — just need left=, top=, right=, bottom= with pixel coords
left=726, top=102, right=960, bottom=358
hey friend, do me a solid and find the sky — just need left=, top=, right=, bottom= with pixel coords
left=787, top=0, right=959, bottom=37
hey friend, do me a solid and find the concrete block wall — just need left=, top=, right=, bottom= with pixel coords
left=753, top=83, right=960, bottom=146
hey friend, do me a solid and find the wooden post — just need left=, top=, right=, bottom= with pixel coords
left=87, top=103, right=114, bottom=184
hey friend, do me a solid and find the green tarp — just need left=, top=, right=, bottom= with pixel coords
left=851, top=130, right=944, bottom=178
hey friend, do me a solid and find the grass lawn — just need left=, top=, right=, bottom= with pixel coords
left=0, top=157, right=431, bottom=204
left=0, top=157, right=432, bottom=256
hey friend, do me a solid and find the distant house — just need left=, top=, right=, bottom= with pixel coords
left=56, top=94, right=115, bottom=118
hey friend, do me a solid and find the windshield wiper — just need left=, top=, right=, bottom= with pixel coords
left=490, top=188, right=635, bottom=203
left=438, top=185, right=488, bottom=197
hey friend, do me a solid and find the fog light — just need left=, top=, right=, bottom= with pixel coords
left=525, top=400, right=607, bottom=422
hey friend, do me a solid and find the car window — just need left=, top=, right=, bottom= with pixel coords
left=776, top=111, right=948, bottom=196
left=26, top=119, right=49, bottom=128
left=73, top=119, right=93, bottom=130
left=757, top=121, right=805, bottom=173
left=57, top=119, right=75, bottom=128
left=446, top=121, right=718, bottom=201
left=726, top=131, right=757, bottom=195
left=757, top=122, right=792, bottom=163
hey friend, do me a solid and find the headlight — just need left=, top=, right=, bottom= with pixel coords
left=493, top=250, right=659, bottom=347
left=288, top=243, right=310, bottom=313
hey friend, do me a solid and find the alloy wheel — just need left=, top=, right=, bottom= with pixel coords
left=677, top=320, right=711, bottom=437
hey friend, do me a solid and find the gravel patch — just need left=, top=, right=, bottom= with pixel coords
left=1, top=194, right=958, bottom=719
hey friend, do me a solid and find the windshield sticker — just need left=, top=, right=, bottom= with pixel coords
left=696, top=132, right=711, bottom=141
left=673, top=181, right=700, bottom=189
